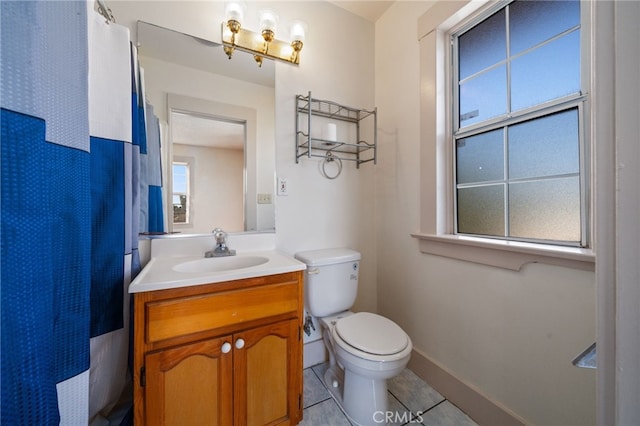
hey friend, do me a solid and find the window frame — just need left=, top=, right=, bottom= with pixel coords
left=451, top=0, right=588, bottom=247
left=412, top=0, right=594, bottom=271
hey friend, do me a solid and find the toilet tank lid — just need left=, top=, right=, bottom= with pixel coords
left=295, top=248, right=361, bottom=266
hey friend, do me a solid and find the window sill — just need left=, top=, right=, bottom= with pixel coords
left=411, top=233, right=595, bottom=271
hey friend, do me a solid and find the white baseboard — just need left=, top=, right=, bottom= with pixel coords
left=408, top=348, right=526, bottom=426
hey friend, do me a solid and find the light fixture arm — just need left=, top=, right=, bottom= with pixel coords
left=223, top=19, right=242, bottom=59
left=291, top=40, right=303, bottom=63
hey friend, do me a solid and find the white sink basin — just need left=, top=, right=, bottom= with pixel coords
left=129, top=250, right=306, bottom=293
left=173, top=255, right=269, bottom=273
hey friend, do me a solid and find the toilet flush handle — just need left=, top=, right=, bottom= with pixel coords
left=308, top=268, right=320, bottom=275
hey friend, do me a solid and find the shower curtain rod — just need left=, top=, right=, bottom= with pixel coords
left=96, top=0, right=115, bottom=24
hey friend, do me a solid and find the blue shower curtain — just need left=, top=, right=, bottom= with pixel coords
left=1, top=2, right=91, bottom=423
left=1, top=1, right=163, bottom=423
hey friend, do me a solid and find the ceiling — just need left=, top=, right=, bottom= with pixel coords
left=171, top=111, right=245, bottom=151
left=330, top=1, right=395, bottom=22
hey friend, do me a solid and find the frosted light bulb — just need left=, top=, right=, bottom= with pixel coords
left=225, top=2, right=244, bottom=23
left=260, top=10, right=278, bottom=33
left=290, top=21, right=306, bottom=43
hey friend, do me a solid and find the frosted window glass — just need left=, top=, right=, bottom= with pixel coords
left=459, top=8, right=506, bottom=80
left=457, top=185, right=505, bottom=236
left=456, top=129, right=504, bottom=184
left=511, top=31, right=580, bottom=112
left=452, top=0, right=585, bottom=246
left=508, top=109, right=579, bottom=179
left=459, top=65, right=507, bottom=127
left=509, top=177, right=581, bottom=242
left=510, top=0, right=580, bottom=55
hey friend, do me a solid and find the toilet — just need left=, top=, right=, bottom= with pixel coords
left=295, top=248, right=412, bottom=426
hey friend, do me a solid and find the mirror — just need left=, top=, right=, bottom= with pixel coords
left=136, top=21, right=276, bottom=234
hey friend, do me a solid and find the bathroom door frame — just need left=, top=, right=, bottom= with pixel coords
left=593, top=1, right=640, bottom=424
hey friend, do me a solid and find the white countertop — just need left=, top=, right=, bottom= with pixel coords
left=129, top=250, right=306, bottom=293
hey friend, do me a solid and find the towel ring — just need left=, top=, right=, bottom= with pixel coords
left=322, top=151, right=343, bottom=179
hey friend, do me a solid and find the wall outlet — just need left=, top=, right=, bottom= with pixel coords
left=257, top=193, right=272, bottom=204
left=277, top=177, right=288, bottom=196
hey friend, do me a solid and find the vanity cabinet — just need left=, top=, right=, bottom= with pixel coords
left=133, top=271, right=304, bottom=425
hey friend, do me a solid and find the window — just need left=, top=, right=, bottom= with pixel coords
left=452, top=0, right=586, bottom=247
left=172, top=161, right=190, bottom=224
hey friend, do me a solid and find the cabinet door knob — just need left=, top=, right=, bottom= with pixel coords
left=235, top=338, right=245, bottom=349
left=221, top=342, right=232, bottom=353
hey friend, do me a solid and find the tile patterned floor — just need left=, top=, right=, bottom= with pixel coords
left=300, top=363, right=478, bottom=426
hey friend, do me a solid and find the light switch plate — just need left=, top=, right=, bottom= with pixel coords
left=277, top=177, right=288, bottom=196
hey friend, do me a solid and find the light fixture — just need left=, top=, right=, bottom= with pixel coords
left=222, top=1, right=245, bottom=60
left=222, top=2, right=306, bottom=67
left=289, top=21, right=306, bottom=64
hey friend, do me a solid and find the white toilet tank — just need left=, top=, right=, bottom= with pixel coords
left=295, top=248, right=361, bottom=318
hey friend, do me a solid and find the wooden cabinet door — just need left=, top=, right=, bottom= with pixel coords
left=233, top=319, right=302, bottom=426
left=145, top=336, right=233, bottom=426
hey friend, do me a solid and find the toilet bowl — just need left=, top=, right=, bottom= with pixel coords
left=319, top=311, right=412, bottom=426
left=295, top=248, right=412, bottom=426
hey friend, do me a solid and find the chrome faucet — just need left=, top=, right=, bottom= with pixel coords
left=205, top=228, right=236, bottom=257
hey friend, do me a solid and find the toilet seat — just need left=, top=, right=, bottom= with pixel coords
left=334, top=312, right=409, bottom=356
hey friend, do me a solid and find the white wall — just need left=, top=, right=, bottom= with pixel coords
left=374, top=2, right=596, bottom=426
left=272, top=1, right=378, bottom=313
